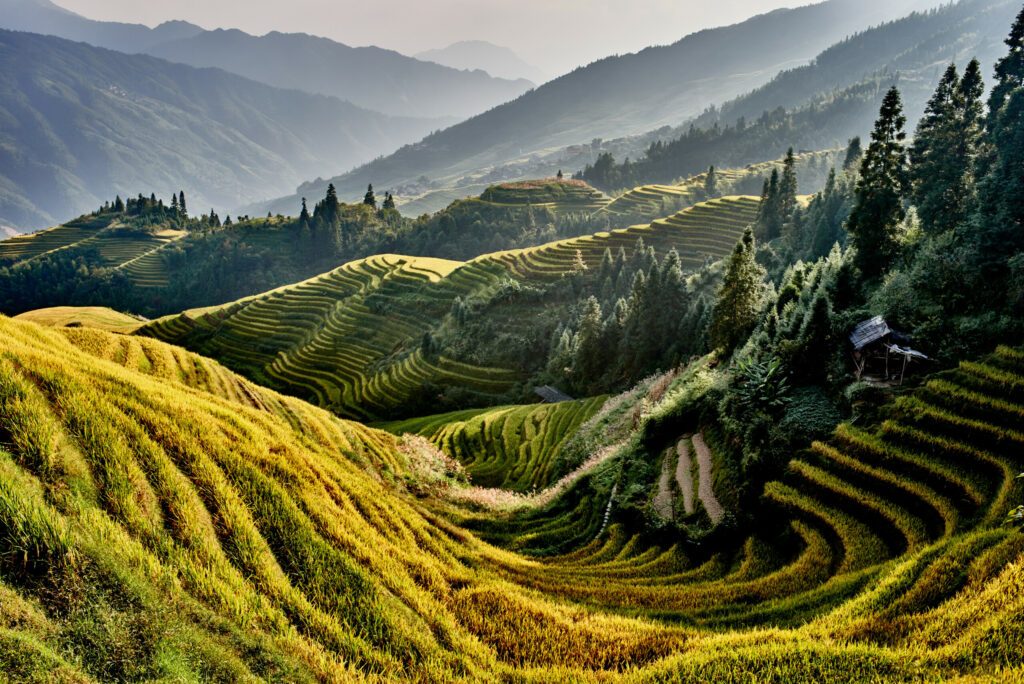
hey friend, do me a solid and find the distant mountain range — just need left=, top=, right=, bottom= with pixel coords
left=0, top=0, right=534, bottom=119
left=0, top=30, right=447, bottom=230
left=255, top=0, right=945, bottom=213
left=416, top=41, right=548, bottom=84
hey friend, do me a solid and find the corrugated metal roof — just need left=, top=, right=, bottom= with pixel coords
left=534, top=385, right=573, bottom=403
left=850, top=316, right=891, bottom=350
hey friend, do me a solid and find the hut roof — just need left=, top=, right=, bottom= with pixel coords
left=850, top=316, right=891, bottom=351
left=534, top=385, right=573, bottom=403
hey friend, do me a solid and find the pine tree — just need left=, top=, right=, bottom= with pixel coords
left=704, top=165, right=718, bottom=198
left=114, top=195, right=125, bottom=212
left=846, top=87, right=909, bottom=280
left=572, top=297, right=605, bottom=390
left=756, top=169, right=784, bottom=240
left=299, top=197, right=310, bottom=224
left=780, top=148, right=798, bottom=220
left=178, top=191, right=187, bottom=216
left=363, top=184, right=377, bottom=208
left=598, top=248, right=614, bottom=283
left=974, top=9, right=1024, bottom=264
left=710, top=228, right=766, bottom=354
left=556, top=169, right=564, bottom=180
left=987, top=5, right=1024, bottom=123
left=909, top=63, right=979, bottom=236
left=382, top=192, right=396, bottom=210
left=842, top=137, right=863, bottom=171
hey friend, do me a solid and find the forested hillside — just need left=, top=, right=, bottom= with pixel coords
left=0, top=30, right=446, bottom=232
left=0, top=159, right=803, bottom=317
left=0, top=0, right=533, bottom=119
left=579, top=0, right=1016, bottom=190
left=256, top=0, right=940, bottom=212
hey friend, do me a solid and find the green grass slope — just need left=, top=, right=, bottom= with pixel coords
left=1, top=317, right=1023, bottom=681
left=379, top=396, right=607, bottom=492
left=13, top=306, right=144, bottom=332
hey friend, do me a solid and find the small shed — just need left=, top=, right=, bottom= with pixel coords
left=849, top=316, right=929, bottom=384
left=850, top=316, right=891, bottom=351
left=534, top=385, right=573, bottom=403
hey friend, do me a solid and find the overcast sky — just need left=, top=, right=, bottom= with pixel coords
left=54, top=0, right=820, bottom=77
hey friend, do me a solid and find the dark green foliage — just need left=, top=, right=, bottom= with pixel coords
left=779, top=148, right=799, bottom=219
left=843, top=137, right=863, bottom=171
left=704, top=166, right=718, bottom=198
left=731, top=357, right=790, bottom=414
left=847, top=87, right=909, bottom=281
left=787, top=167, right=854, bottom=262
left=363, top=184, right=377, bottom=208
left=910, top=62, right=985, bottom=237
left=755, top=170, right=783, bottom=241
left=710, top=228, right=766, bottom=354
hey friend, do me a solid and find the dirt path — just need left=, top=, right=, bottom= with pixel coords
left=674, top=436, right=695, bottom=515
left=652, top=448, right=675, bottom=520
left=692, top=432, right=724, bottom=524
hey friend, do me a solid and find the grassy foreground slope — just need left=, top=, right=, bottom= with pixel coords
left=1, top=317, right=1024, bottom=680
left=13, top=306, right=144, bottom=333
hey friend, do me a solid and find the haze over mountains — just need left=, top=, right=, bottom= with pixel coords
left=416, top=41, right=549, bottom=84
left=0, top=0, right=534, bottom=119
left=258, top=0, right=950, bottom=214
left=0, top=30, right=445, bottom=230
left=0, top=0, right=970, bottom=231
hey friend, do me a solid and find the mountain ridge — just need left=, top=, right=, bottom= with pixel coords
left=0, top=28, right=449, bottom=230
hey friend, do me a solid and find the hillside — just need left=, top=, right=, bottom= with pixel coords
left=579, top=0, right=1016, bottom=190
left=0, top=29, right=445, bottom=231
left=0, top=0, right=533, bottom=120
left=3, top=167, right=781, bottom=318
left=144, top=30, right=533, bottom=120
left=1, top=312, right=1023, bottom=680
left=139, top=196, right=760, bottom=419
left=255, top=0, right=941, bottom=211
left=415, top=40, right=548, bottom=83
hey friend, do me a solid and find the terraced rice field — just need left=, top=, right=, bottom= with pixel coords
left=479, top=178, right=611, bottom=214
left=0, top=217, right=186, bottom=288
left=653, top=433, right=722, bottom=523
left=380, top=396, right=607, bottom=491
left=457, top=345, right=1024, bottom=641
left=1, top=313, right=1023, bottom=681
left=0, top=222, right=101, bottom=263
left=142, top=254, right=519, bottom=420
left=480, top=195, right=761, bottom=279
left=13, top=306, right=144, bottom=332
left=601, top=152, right=831, bottom=220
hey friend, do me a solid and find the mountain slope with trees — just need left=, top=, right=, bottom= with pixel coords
left=0, top=29, right=445, bottom=231
left=257, top=0, right=942, bottom=211
left=0, top=0, right=533, bottom=119
left=577, top=0, right=1015, bottom=191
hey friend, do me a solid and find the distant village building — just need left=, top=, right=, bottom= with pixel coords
left=850, top=316, right=929, bottom=384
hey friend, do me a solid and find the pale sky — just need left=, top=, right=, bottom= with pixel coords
left=53, top=0, right=820, bottom=78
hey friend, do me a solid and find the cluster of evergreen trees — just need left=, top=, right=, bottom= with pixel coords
left=542, top=241, right=717, bottom=396
left=694, top=11, right=1024, bottom=484
left=575, top=80, right=883, bottom=193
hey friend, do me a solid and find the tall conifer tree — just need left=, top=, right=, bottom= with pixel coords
left=846, top=87, right=909, bottom=280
